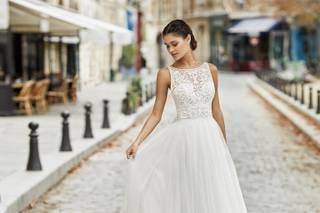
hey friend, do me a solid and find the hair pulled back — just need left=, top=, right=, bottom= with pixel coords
left=162, top=19, right=197, bottom=51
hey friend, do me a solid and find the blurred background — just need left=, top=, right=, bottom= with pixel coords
left=0, top=0, right=320, bottom=213
left=0, top=0, right=319, bottom=88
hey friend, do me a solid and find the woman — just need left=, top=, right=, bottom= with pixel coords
left=121, top=19, right=248, bottom=213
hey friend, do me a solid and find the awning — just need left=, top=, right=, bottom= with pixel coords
left=226, top=18, right=279, bottom=36
left=9, top=0, right=133, bottom=44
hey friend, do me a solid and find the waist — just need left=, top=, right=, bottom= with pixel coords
left=175, top=110, right=212, bottom=121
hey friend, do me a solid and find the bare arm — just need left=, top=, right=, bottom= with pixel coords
left=208, top=63, right=227, bottom=144
left=131, top=68, right=170, bottom=146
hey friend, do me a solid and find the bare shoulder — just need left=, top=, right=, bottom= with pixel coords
left=157, top=67, right=170, bottom=78
left=156, top=67, right=170, bottom=86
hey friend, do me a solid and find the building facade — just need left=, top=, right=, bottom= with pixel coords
left=0, top=0, right=132, bottom=90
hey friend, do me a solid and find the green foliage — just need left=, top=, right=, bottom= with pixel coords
left=127, top=75, right=143, bottom=111
left=121, top=44, right=136, bottom=68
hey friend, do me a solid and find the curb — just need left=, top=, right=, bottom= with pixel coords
left=247, top=77, right=320, bottom=148
left=255, top=77, right=320, bottom=125
left=0, top=98, right=155, bottom=213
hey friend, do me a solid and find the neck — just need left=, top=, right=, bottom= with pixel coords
left=174, top=51, right=200, bottom=67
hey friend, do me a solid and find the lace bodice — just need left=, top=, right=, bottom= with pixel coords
left=168, top=62, right=215, bottom=120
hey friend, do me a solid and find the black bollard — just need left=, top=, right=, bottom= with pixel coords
left=26, top=122, right=42, bottom=171
left=288, top=83, right=292, bottom=97
left=308, top=87, right=313, bottom=109
left=294, top=82, right=298, bottom=100
left=102, top=99, right=111, bottom=128
left=300, top=82, right=305, bottom=104
left=60, top=111, right=72, bottom=151
left=317, top=90, right=320, bottom=114
left=83, top=102, right=94, bottom=138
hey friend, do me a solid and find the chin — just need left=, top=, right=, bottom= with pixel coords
left=172, top=55, right=181, bottom=60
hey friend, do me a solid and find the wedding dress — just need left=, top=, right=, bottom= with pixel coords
left=121, top=62, right=248, bottom=213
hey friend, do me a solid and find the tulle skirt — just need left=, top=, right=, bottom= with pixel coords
left=120, top=116, right=248, bottom=213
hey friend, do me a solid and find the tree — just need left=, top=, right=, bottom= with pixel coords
left=273, top=0, right=320, bottom=27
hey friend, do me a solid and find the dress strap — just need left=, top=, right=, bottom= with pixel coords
left=167, top=66, right=174, bottom=91
left=204, top=62, right=216, bottom=91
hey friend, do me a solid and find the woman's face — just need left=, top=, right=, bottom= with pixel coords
left=163, top=33, right=191, bottom=61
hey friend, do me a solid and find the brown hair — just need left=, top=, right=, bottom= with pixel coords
left=162, top=19, right=197, bottom=51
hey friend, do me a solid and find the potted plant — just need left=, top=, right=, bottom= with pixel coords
left=131, top=76, right=143, bottom=106
left=120, top=44, right=136, bottom=80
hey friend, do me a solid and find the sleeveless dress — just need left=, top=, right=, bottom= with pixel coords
left=120, top=62, right=248, bottom=213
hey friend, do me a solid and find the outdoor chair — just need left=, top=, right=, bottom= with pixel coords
left=47, top=79, right=68, bottom=104
left=12, top=80, right=35, bottom=115
left=31, top=79, right=50, bottom=113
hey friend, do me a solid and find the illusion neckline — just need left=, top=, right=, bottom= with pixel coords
left=169, top=62, right=206, bottom=71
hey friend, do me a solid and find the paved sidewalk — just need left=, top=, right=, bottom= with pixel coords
left=0, top=74, right=156, bottom=213
left=248, top=76, right=320, bottom=148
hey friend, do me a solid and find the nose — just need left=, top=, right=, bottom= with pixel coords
left=168, top=46, right=175, bottom=54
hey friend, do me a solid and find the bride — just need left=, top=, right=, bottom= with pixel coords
left=122, top=19, right=248, bottom=213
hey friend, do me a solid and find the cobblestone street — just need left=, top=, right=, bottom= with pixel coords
left=22, top=72, right=320, bottom=213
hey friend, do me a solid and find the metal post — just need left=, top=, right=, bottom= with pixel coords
left=60, top=111, right=72, bottom=151
left=102, top=99, right=111, bottom=128
left=26, top=122, right=42, bottom=171
left=308, top=87, right=313, bottom=109
left=300, top=82, right=304, bottom=104
left=316, top=90, right=320, bottom=114
left=294, top=82, right=298, bottom=100
left=288, top=83, right=292, bottom=97
left=83, top=102, right=94, bottom=138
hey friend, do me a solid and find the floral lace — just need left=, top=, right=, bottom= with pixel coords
left=168, top=62, right=215, bottom=120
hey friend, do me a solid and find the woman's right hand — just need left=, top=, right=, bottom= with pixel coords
left=126, top=142, right=139, bottom=160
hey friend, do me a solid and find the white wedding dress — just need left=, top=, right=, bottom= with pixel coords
left=121, top=62, right=248, bottom=213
